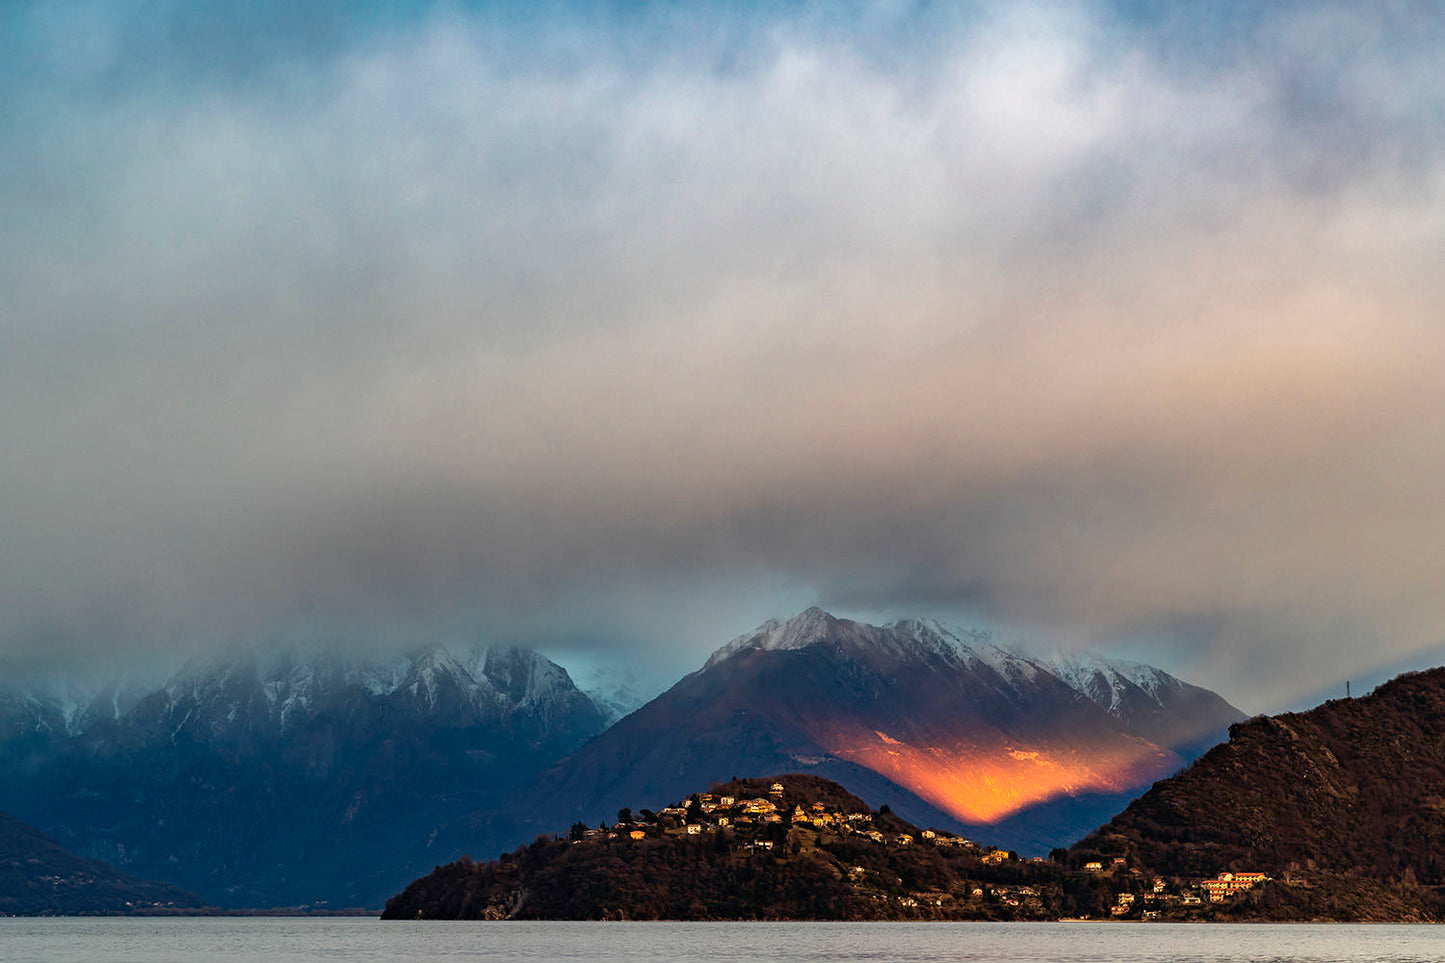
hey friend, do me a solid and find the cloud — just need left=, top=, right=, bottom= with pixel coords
left=2, top=2, right=1443, bottom=707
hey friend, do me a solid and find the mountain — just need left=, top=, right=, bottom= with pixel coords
left=1069, top=667, right=1445, bottom=918
left=383, top=774, right=1088, bottom=921
left=0, top=810, right=204, bottom=916
left=468, top=608, right=1243, bottom=857
left=0, top=643, right=607, bottom=909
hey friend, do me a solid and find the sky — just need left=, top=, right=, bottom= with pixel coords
left=2, top=1, right=1444, bottom=711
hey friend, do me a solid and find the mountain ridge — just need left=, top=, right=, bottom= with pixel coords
left=0, top=642, right=608, bottom=909
left=460, top=608, right=1243, bottom=860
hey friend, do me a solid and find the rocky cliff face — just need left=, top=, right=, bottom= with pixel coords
left=0, top=644, right=607, bottom=909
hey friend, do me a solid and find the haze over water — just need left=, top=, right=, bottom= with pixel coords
left=5, top=919, right=1445, bottom=963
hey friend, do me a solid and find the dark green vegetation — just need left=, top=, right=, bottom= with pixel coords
left=1071, top=668, right=1445, bottom=921
left=0, top=811, right=204, bottom=916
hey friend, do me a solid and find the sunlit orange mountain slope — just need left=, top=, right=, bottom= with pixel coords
left=456, top=609, right=1243, bottom=856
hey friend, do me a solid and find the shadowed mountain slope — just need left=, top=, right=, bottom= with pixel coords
left=1072, top=666, right=1445, bottom=897
left=0, top=811, right=204, bottom=916
left=0, top=644, right=607, bottom=909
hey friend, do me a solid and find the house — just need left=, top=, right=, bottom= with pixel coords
left=981, top=850, right=1008, bottom=865
left=629, top=829, right=646, bottom=840
left=921, top=830, right=936, bottom=840
left=1199, top=872, right=1267, bottom=902
left=1084, top=862, right=1104, bottom=873
left=685, top=824, right=702, bottom=835
left=896, top=834, right=913, bottom=846
left=719, top=796, right=735, bottom=807
left=717, top=816, right=730, bottom=827
left=769, top=782, right=785, bottom=795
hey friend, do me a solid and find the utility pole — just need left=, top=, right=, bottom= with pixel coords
left=1346, top=680, right=1351, bottom=699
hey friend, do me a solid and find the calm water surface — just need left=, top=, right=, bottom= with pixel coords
left=2, top=919, right=1443, bottom=963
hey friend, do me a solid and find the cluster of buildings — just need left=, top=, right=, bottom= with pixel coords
left=1198, top=872, right=1268, bottom=901
left=1102, top=868, right=1270, bottom=917
left=568, top=782, right=1005, bottom=862
left=574, top=781, right=1287, bottom=920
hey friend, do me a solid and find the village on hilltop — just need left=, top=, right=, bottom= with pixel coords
left=559, top=779, right=1271, bottom=920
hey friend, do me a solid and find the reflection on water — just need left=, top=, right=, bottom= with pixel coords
left=3, top=918, right=1444, bottom=963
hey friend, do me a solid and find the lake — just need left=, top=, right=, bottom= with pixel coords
left=2, top=919, right=1443, bottom=963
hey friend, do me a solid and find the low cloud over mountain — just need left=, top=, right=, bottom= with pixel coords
left=3, top=2, right=1444, bottom=707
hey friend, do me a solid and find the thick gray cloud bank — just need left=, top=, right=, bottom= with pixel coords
left=3, top=1, right=1444, bottom=707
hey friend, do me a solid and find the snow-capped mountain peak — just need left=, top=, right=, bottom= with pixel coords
left=703, top=607, right=852, bottom=667
left=702, top=608, right=1228, bottom=729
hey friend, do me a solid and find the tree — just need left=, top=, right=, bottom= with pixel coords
left=617, top=807, right=633, bottom=825
left=569, top=822, right=588, bottom=842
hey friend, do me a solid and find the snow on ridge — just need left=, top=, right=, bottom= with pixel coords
left=1044, top=652, right=1183, bottom=715
left=703, top=608, right=1198, bottom=719
left=134, top=641, right=591, bottom=731
left=703, top=606, right=853, bottom=667
left=707, top=608, right=1044, bottom=681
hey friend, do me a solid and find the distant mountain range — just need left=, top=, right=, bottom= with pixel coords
left=0, top=608, right=1243, bottom=909
left=0, top=810, right=203, bottom=916
left=1070, top=666, right=1445, bottom=919
left=450, top=608, right=1243, bottom=860
left=0, top=644, right=606, bottom=908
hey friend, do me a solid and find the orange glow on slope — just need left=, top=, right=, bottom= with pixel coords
left=812, top=724, right=1179, bottom=824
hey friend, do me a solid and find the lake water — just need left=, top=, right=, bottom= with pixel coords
left=2, top=919, right=1444, bottom=963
